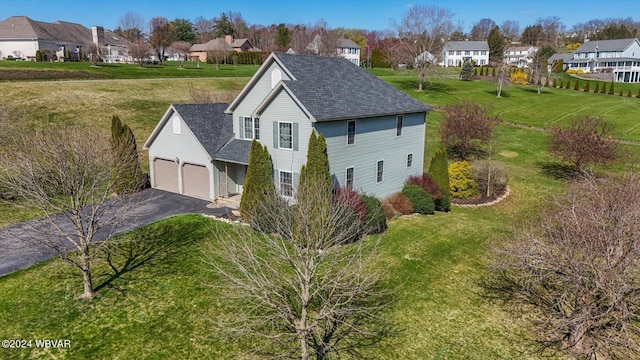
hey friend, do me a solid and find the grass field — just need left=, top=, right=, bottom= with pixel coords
left=1, top=65, right=639, bottom=359
left=0, top=60, right=261, bottom=80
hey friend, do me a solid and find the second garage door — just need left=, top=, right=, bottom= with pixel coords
left=182, top=163, right=210, bottom=199
left=154, top=158, right=179, bottom=193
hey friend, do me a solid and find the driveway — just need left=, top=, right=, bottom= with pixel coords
left=0, top=189, right=234, bottom=277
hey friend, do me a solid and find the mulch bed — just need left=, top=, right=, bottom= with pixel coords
left=451, top=188, right=508, bottom=206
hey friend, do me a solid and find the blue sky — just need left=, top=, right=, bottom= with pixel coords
left=0, top=0, right=638, bottom=33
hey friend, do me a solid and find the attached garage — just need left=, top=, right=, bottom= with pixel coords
left=182, top=163, right=210, bottom=199
left=153, top=158, right=179, bottom=193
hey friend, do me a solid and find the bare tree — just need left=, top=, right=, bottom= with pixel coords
left=501, top=20, right=520, bottom=42
left=0, top=125, right=141, bottom=300
left=537, top=16, right=564, bottom=48
left=495, top=62, right=510, bottom=97
left=87, top=43, right=101, bottom=66
left=128, top=39, right=151, bottom=66
left=170, top=41, right=192, bottom=68
left=440, top=102, right=497, bottom=160
left=149, top=16, right=175, bottom=65
left=395, top=5, right=454, bottom=91
left=470, top=18, right=496, bottom=40
left=193, top=16, right=216, bottom=43
left=206, top=166, right=390, bottom=359
left=484, top=172, right=640, bottom=359
left=116, top=11, right=145, bottom=41
left=549, top=115, right=619, bottom=173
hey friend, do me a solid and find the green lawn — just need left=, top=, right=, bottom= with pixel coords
left=0, top=60, right=261, bottom=80
left=1, top=66, right=639, bottom=358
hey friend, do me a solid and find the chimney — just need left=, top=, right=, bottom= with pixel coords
left=225, top=35, right=233, bottom=45
left=92, top=26, right=105, bottom=45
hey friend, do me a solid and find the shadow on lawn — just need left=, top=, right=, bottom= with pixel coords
left=537, top=161, right=577, bottom=180
left=93, top=217, right=208, bottom=294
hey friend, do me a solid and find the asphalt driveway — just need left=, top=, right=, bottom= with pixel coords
left=0, top=189, right=233, bottom=277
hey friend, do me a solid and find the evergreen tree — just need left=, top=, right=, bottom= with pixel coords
left=274, top=23, right=291, bottom=50
left=594, top=82, right=600, bottom=93
left=628, top=90, right=633, bottom=97
left=600, top=82, right=607, bottom=94
left=110, top=115, right=142, bottom=194
left=428, top=144, right=451, bottom=212
left=459, top=60, right=474, bottom=81
left=240, top=140, right=274, bottom=220
left=565, top=79, right=571, bottom=89
left=557, top=80, right=563, bottom=88
left=298, top=132, right=331, bottom=201
left=608, top=81, right=615, bottom=95
left=487, top=26, right=505, bottom=64
left=573, top=80, right=580, bottom=91
left=492, top=67, right=496, bottom=77
left=474, top=67, right=478, bottom=76
left=584, top=81, right=590, bottom=92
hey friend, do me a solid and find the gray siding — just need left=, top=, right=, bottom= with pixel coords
left=233, top=61, right=292, bottom=137
left=257, top=88, right=313, bottom=180
left=316, top=112, right=426, bottom=199
left=147, top=111, right=216, bottom=199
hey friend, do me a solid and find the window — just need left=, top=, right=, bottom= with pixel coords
left=271, top=69, right=282, bottom=89
left=280, top=171, right=293, bottom=197
left=396, top=115, right=403, bottom=137
left=407, top=153, right=413, bottom=168
left=449, top=51, right=454, bottom=55
left=279, top=122, right=292, bottom=149
left=346, top=167, right=354, bottom=188
left=241, top=117, right=260, bottom=140
left=465, top=50, right=470, bottom=55
left=376, top=160, right=384, bottom=183
left=347, top=120, right=356, bottom=145
left=456, top=51, right=461, bottom=55
left=473, top=50, right=479, bottom=55
left=481, top=50, right=487, bottom=55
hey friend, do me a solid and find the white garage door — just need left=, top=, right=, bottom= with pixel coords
left=153, top=158, right=179, bottom=193
left=183, top=163, right=210, bottom=199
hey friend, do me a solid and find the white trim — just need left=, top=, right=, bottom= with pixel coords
left=376, top=159, right=384, bottom=184
left=406, top=153, right=413, bottom=168
left=278, top=121, right=293, bottom=150
left=347, top=120, right=356, bottom=146
left=396, top=115, right=403, bottom=137
left=345, top=166, right=355, bottom=188
left=279, top=170, right=293, bottom=198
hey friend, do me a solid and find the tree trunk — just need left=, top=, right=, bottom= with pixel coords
left=81, top=254, right=95, bottom=300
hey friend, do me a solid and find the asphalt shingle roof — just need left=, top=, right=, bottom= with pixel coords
left=272, top=52, right=431, bottom=122
left=575, top=38, right=638, bottom=53
left=444, top=41, right=490, bottom=51
left=214, top=139, right=252, bottom=164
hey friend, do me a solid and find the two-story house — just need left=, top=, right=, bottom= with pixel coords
left=503, top=45, right=537, bottom=68
left=143, top=52, right=431, bottom=201
left=336, top=38, right=361, bottom=66
left=441, top=41, right=489, bottom=67
left=567, top=38, right=640, bottom=83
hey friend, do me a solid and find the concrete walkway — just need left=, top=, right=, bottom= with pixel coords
left=0, top=189, right=233, bottom=277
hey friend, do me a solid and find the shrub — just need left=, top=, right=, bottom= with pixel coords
left=573, top=80, right=580, bottom=91
left=594, top=82, right=600, bottom=93
left=557, top=80, right=563, bottom=88
left=35, top=50, right=42, bottom=62
left=565, top=79, right=571, bottom=89
left=471, top=161, right=508, bottom=197
left=628, top=90, right=633, bottom=97
left=334, top=186, right=368, bottom=242
left=600, top=82, right=607, bottom=94
left=584, top=81, right=590, bottom=92
left=492, top=67, right=496, bottom=76
left=362, top=195, right=387, bottom=234
left=510, top=71, right=528, bottom=85
left=459, top=60, right=474, bottom=81
left=428, top=144, right=451, bottom=212
left=449, top=161, right=480, bottom=199
left=385, top=193, right=413, bottom=215
left=401, top=185, right=435, bottom=215
left=608, top=81, right=615, bottom=95
left=473, top=67, right=478, bottom=76
left=381, top=200, right=396, bottom=219
left=405, top=173, right=442, bottom=202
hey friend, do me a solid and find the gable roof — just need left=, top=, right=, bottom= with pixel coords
left=575, top=38, right=639, bottom=53
left=444, top=41, right=490, bottom=51
left=190, top=38, right=234, bottom=52
left=144, top=103, right=250, bottom=164
left=229, top=52, right=431, bottom=122
left=336, top=38, right=360, bottom=49
left=0, top=16, right=129, bottom=49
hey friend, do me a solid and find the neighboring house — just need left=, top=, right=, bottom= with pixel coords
left=415, top=51, right=436, bottom=66
left=144, top=52, right=431, bottom=201
left=441, top=41, right=489, bottom=67
left=566, top=38, right=640, bottom=82
left=547, top=53, right=573, bottom=72
left=503, top=45, right=537, bottom=68
left=336, top=38, right=360, bottom=66
left=189, top=35, right=260, bottom=62
left=0, top=16, right=129, bottom=61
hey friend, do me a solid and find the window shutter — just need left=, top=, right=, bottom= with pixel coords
left=293, top=172, right=299, bottom=195
left=239, top=117, right=244, bottom=139
left=273, top=122, right=279, bottom=148
left=292, top=123, right=299, bottom=151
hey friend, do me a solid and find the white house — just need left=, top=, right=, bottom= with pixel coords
left=143, top=52, right=431, bottom=201
left=566, top=38, right=640, bottom=83
left=336, top=38, right=360, bottom=66
left=441, top=41, right=489, bottom=67
left=504, top=45, right=537, bottom=68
